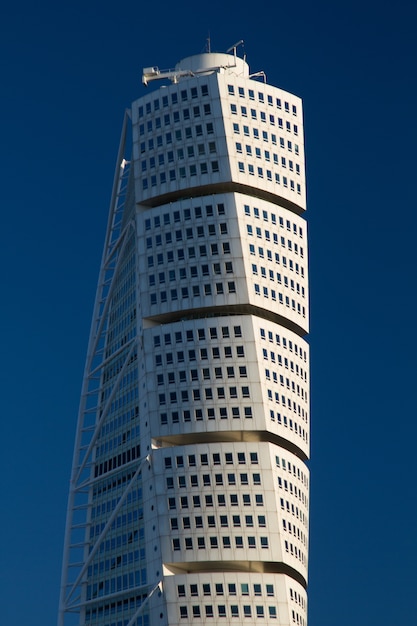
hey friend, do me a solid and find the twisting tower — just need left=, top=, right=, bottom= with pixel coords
left=59, top=47, right=310, bottom=626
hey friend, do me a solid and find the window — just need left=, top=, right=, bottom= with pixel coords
left=216, top=583, right=223, bottom=596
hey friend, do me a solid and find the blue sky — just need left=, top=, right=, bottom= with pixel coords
left=1, top=1, right=416, bottom=624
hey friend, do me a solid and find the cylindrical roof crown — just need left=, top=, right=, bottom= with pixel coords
left=175, top=52, right=249, bottom=77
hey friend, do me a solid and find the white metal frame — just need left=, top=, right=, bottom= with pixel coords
left=58, top=110, right=145, bottom=625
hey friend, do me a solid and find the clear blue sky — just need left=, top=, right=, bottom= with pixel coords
left=1, top=1, right=416, bottom=624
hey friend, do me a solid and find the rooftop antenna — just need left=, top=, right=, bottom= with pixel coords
left=206, top=32, right=211, bottom=53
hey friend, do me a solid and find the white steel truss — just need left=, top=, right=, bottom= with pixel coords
left=58, top=110, right=144, bottom=626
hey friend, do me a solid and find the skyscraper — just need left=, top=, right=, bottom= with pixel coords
left=59, top=46, right=309, bottom=626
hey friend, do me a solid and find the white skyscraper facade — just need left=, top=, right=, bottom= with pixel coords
left=59, top=49, right=309, bottom=626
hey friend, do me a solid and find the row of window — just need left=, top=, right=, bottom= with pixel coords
left=249, top=243, right=304, bottom=269
left=285, top=539, right=307, bottom=566
left=158, top=384, right=251, bottom=404
left=94, top=521, right=144, bottom=553
left=178, top=581, right=275, bottom=597
left=90, top=504, right=143, bottom=538
left=237, top=143, right=301, bottom=173
left=138, top=103, right=212, bottom=135
left=164, top=451, right=259, bottom=468
left=160, top=405, right=253, bottom=424
left=94, top=444, right=141, bottom=478
left=141, top=141, right=217, bottom=171
left=150, top=280, right=237, bottom=304
left=227, top=84, right=298, bottom=117
left=278, top=476, right=308, bottom=507
left=146, top=221, right=228, bottom=247
left=267, top=387, right=308, bottom=417
left=245, top=205, right=304, bottom=236
left=155, top=344, right=245, bottom=364
left=157, top=365, right=248, bottom=385
left=138, top=121, right=215, bottom=154
left=253, top=266, right=305, bottom=296
left=147, top=242, right=231, bottom=267
left=265, top=369, right=307, bottom=399
left=251, top=136, right=297, bottom=155
left=236, top=134, right=300, bottom=157
left=107, top=296, right=136, bottom=331
left=246, top=225, right=304, bottom=253
left=282, top=519, right=308, bottom=547
left=106, top=387, right=139, bottom=419
left=145, top=203, right=226, bottom=230
left=93, top=468, right=141, bottom=498
left=179, top=603, right=278, bottom=619
left=167, top=472, right=261, bottom=489
left=91, top=488, right=142, bottom=520
left=230, top=103, right=298, bottom=132
left=172, top=535, right=270, bottom=551
left=142, top=161, right=220, bottom=189
left=233, top=122, right=297, bottom=141
left=138, top=84, right=210, bottom=118
left=290, top=587, right=307, bottom=608
left=87, top=546, right=143, bottom=576
left=168, top=493, right=264, bottom=510
left=153, top=324, right=241, bottom=346
left=254, top=256, right=304, bottom=278
left=275, top=455, right=308, bottom=485
left=96, top=423, right=141, bottom=460
left=99, top=406, right=139, bottom=440
left=264, top=354, right=307, bottom=383
left=269, top=409, right=309, bottom=443
left=238, top=162, right=301, bottom=193
left=268, top=389, right=308, bottom=424
left=149, top=262, right=234, bottom=287
left=260, top=327, right=307, bottom=360
left=280, top=497, right=308, bottom=527
left=163, top=451, right=308, bottom=485
left=254, top=285, right=307, bottom=317
left=86, top=568, right=147, bottom=601
left=170, top=513, right=267, bottom=533
left=84, top=593, right=148, bottom=623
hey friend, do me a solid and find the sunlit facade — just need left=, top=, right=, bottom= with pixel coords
left=59, top=49, right=309, bottom=626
